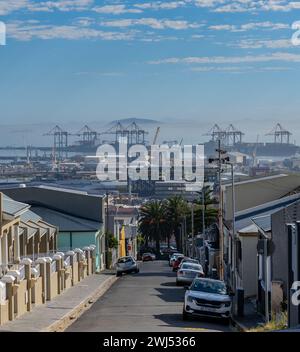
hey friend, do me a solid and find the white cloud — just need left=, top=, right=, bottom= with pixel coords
left=134, top=1, right=187, bottom=10
left=148, top=52, right=300, bottom=64
left=209, top=21, right=290, bottom=31
left=93, top=5, right=142, bottom=15
left=7, top=21, right=136, bottom=41
left=236, top=38, right=293, bottom=49
left=0, top=0, right=29, bottom=15
left=100, top=18, right=201, bottom=30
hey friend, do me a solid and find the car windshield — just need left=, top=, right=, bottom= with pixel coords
left=143, top=253, right=151, bottom=256
left=118, top=257, right=133, bottom=264
left=190, top=279, right=227, bottom=295
left=182, top=264, right=202, bottom=271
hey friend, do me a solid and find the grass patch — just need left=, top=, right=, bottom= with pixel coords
left=248, top=312, right=287, bottom=332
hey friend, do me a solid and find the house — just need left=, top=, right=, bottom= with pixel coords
left=253, top=199, right=300, bottom=321
left=107, top=205, right=139, bottom=264
left=0, top=192, right=57, bottom=275
left=1, top=186, right=106, bottom=272
left=222, top=173, right=300, bottom=222
left=223, top=189, right=300, bottom=318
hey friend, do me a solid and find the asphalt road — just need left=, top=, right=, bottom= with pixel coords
left=67, top=261, right=234, bottom=332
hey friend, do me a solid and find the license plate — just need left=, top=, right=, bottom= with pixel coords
left=196, top=305, right=217, bottom=312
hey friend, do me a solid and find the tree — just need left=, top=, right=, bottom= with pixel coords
left=138, top=200, right=168, bottom=254
left=166, top=196, right=189, bottom=252
left=186, top=186, right=218, bottom=235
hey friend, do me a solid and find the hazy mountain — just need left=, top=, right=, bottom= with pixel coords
left=106, top=118, right=161, bottom=127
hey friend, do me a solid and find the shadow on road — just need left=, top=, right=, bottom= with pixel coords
left=154, top=287, right=185, bottom=303
left=137, top=272, right=176, bottom=278
left=160, top=281, right=178, bottom=287
left=153, top=313, right=232, bottom=331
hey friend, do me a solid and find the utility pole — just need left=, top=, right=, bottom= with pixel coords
left=208, top=139, right=229, bottom=280
left=217, top=139, right=224, bottom=280
left=105, top=192, right=109, bottom=269
left=225, top=162, right=236, bottom=291
left=202, top=188, right=205, bottom=238
left=191, top=202, right=194, bottom=258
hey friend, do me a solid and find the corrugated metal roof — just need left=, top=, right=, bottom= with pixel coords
left=20, top=209, right=42, bottom=223
left=2, top=195, right=29, bottom=216
left=31, top=206, right=102, bottom=232
left=252, top=215, right=272, bottom=233
left=234, top=196, right=300, bottom=233
left=20, top=222, right=37, bottom=239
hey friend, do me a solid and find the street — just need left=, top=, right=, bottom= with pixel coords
left=67, top=261, right=234, bottom=332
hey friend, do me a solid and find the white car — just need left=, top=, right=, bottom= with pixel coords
left=116, top=256, right=139, bottom=276
left=178, top=258, right=200, bottom=269
left=176, top=263, right=204, bottom=286
left=183, top=278, right=233, bottom=321
left=169, top=253, right=183, bottom=267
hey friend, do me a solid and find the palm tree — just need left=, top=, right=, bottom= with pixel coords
left=186, top=186, right=218, bottom=235
left=138, top=200, right=168, bottom=254
left=166, top=196, right=189, bottom=252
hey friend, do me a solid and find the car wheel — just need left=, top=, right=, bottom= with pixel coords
left=182, top=309, right=190, bottom=321
left=116, top=272, right=122, bottom=277
left=176, top=281, right=180, bottom=286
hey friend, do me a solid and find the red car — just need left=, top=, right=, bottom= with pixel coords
left=142, top=253, right=155, bottom=261
left=172, top=256, right=185, bottom=272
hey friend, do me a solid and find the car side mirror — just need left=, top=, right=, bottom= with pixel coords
left=184, top=286, right=190, bottom=290
left=229, top=291, right=235, bottom=297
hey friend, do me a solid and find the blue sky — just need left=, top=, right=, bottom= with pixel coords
left=1, top=0, right=300, bottom=134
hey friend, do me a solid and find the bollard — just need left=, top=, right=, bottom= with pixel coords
left=20, top=258, right=33, bottom=312
left=1, top=275, right=16, bottom=321
left=35, top=258, right=47, bottom=304
left=53, top=254, right=64, bottom=294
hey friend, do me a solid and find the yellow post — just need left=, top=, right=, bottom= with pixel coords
left=119, top=226, right=126, bottom=258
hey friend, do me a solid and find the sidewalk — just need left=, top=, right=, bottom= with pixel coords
left=0, top=271, right=118, bottom=332
left=232, top=298, right=265, bottom=332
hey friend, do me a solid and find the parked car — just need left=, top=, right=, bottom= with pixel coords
left=178, top=258, right=200, bottom=269
left=183, top=278, right=233, bottom=322
left=142, top=252, right=156, bottom=261
left=116, top=256, right=139, bottom=276
left=169, top=253, right=183, bottom=267
left=176, top=263, right=204, bottom=286
left=172, top=256, right=186, bottom=272
left=161, top=246, right=177, bottom=255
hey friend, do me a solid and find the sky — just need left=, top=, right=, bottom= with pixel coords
left=1, top=0, right=300, bottom=144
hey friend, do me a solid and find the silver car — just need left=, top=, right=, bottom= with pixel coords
left=116, top=256, right=139, bottom=277
left=176, top=263, right=204, bottom=286
left=183, top=278, right=233, bottom=322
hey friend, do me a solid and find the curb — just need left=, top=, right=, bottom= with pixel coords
left=231, top=317, right=247, bottom=332
left=44, top=275, right=119, bottom=332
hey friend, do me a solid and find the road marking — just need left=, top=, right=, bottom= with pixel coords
left=183, top=327, right=216, bottom=332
